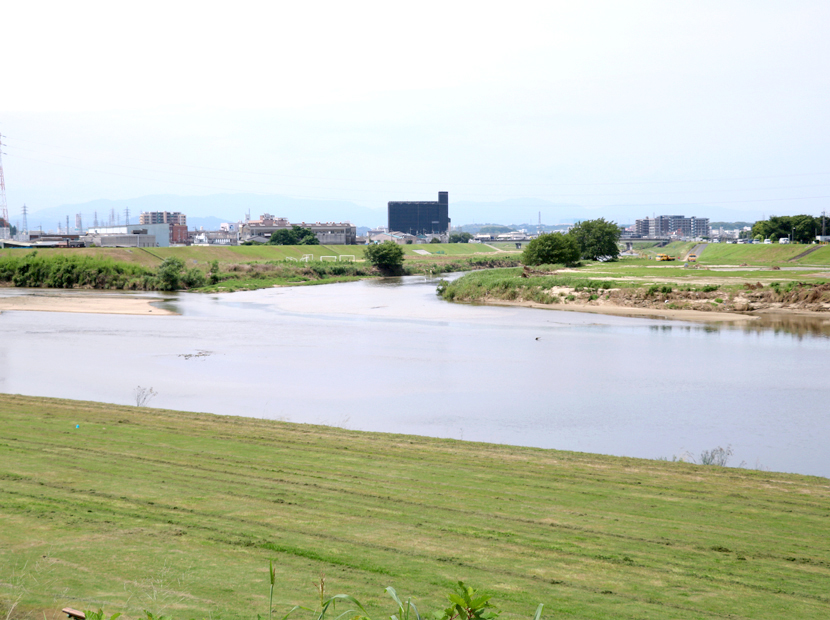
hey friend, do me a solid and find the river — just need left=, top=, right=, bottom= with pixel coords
left=1, top=276, right=828, bottom=477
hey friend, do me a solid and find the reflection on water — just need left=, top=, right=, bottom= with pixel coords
left=649, top=315, right=830, bottom=339
left=1, top=278, right=830, bottom=478
left=741, top=313, right=830, bottom=339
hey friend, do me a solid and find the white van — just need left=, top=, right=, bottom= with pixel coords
left=764, top=239, right=772, bottom=244
left=779, top=238, right=790, bottom=244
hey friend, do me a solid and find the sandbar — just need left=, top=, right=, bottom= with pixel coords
left=481, top=299, right=757, bottom=323
left=0, top=294, right=174, bottom=316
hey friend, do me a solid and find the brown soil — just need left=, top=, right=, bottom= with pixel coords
left=478, top=282, right=830, bottom=323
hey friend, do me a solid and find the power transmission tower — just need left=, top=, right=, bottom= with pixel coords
left=94, top=210, right=99, bottom=227
left=125, top=208, right=130, bottom=225
left=0, top=133, right=10, bottom=239
left=20, top=204, right=29, bottom=240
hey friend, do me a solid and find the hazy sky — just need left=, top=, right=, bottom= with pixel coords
left=2, top=1, right=829, bottom=220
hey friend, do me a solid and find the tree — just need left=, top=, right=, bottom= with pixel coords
left=268, top=226, right=320, bottom=245
left=521, top=232, right=580, bottom=266
left=568, top=218, right=621, bottom=261
left=450, top=232, right=473, bottom=243
left=157, top=257, right=185, bottom=290
left=364, top=241, right=405, bottom=273
left=479, top=225, right=514, bottom=234
left=751, top=215, right=819, bottom=244
left=268, top=229, right=297, bottom=245
left=429, top=237, right=442, bottom=244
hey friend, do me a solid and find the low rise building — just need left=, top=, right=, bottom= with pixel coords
left=369, top=231, right=418, bottom=244
left=84, top=223, right=172, bottom=247
left=240, top=214, right=357, bottom=245
left=192, top=230, right=237, bottom=246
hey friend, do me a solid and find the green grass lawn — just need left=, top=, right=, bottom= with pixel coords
left=2, top=395, right=829, bottom=620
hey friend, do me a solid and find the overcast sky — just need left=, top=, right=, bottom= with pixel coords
left=2, top=0, right=829, bottom=220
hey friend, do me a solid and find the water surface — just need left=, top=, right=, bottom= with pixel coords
left=1, top=277, right=828, bottom=477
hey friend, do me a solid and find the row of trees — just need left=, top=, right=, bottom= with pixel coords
left=521, top=218, right=621, bottom=266
left=268, top=225, right=320, bottom=245
left=750, top=215, right=827, bottom=244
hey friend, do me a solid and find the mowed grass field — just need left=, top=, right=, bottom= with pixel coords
left=2, top=396, right=829, bottom=620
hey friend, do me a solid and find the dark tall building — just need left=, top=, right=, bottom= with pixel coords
left=388, top=191, right=449, bottom=235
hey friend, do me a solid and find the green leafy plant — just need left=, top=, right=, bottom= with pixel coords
left=435, top=582, right=499, bottom=620
left=83, top=611, right=121, bottom=620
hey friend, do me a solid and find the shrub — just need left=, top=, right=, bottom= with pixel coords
left=364, top=241, right=405, bottom=273
left=182, top=267, right=206, bottom=289
left=157, top=257, right=185, bottom=291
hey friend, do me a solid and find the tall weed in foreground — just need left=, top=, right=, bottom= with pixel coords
left=274, top=578, right=543, bottom=620
left=699, top=445, right=733, bottom=466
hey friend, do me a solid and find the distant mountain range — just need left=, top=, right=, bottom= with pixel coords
left=23, top=193, right=769, bottom=231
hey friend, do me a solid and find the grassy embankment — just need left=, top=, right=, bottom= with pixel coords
left=441, top=244, right=830, bottom=313
left=0, top=245, right=520, bottom=292
left=2, top=395, right=829, bottom=620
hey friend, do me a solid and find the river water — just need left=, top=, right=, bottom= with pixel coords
left=1, top=276, right=828, bottom=477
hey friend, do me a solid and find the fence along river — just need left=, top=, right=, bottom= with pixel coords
left=0, top=275, right=828, bottom=477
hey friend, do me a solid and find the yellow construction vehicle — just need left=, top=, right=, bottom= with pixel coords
left=687, top=253, right=697, bottom=262
left=656, top=253, right=676, bottom=261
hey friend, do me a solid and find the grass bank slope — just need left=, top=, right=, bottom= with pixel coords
left=697, top=244, right=810, bottom=265
left=1, top=244, right=502, bottom=270
left=2, top=396, right=829, bottom=620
